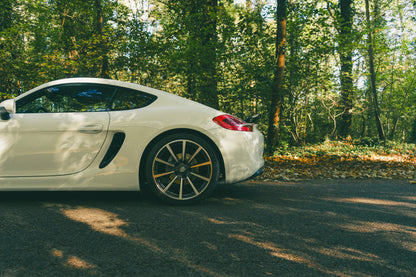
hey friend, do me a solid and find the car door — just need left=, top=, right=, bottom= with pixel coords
left=0, top=83, right=113, bottom=177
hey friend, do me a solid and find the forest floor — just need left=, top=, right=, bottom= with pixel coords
left=255, top=141, right=416, bottom=182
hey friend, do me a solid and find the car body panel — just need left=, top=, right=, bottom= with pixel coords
left=0, top=112, right=109, bottom=177
left=0, top=77, right=264, bottom=193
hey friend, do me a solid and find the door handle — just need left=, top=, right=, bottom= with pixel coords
left=78, top=124, right=103, bottom=134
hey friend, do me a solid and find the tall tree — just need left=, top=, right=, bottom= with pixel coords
left=338, top=0, right=354, bottom=138
left=197, top=0, right=219, bottom=109
left=156, top=0, right=219, bottom=108
left=364, top=0, right=384, bottom=140
left=266, top=0, right=287, bottom=153
left=0, top=0, right=25, bottom=97
left=94, top=0, right=110, bottom=78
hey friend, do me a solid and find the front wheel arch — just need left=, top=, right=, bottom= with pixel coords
left=138, top=129, right=225, bottom=193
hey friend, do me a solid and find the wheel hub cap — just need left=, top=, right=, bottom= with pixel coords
left=175, top=162, right=190, bottom=177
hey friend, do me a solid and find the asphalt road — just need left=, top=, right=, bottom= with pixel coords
left=0, top=179, right=415, bottom=277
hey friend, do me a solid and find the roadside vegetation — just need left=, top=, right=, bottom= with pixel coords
left=258, top=140, right=416, bottom=182
left=2, top=0, right=416, bottom=152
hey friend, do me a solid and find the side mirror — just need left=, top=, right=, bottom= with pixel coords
left=0, top=99, right=15, bottom=120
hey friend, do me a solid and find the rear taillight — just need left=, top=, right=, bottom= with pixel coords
left=213, top=114, right=254, bottom=132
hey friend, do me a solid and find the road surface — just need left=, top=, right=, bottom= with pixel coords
left=0, top=179, right=415, bottom=276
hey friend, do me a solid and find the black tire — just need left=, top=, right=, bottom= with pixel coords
left=143, top=133, right=220, bottom=204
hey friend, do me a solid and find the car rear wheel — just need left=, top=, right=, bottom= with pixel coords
left=144, top=133, right=220, bottom=204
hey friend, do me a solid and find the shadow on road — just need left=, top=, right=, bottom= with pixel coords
left=0, top=179, right=415, bottom=276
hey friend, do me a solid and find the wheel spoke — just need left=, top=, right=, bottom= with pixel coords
left=155, top=158, right=175, bottom=167
left=182, top=140, right=186, bottom=161
left=162, top=176, right=178, bottom=193
left=187, top=177, right=199, bottom=195
left=190, top=161, right=212, bottom=168
left=165, top=144, right=178, bottom=162
left=179, top=178, right=184, bottom=199
left=153, top=171, right=175, bottom=178
left=191, top=172, right=211, bottom=182
left=187, top=146, right=202, bottom=163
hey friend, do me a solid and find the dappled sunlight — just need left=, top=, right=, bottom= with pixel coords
left=32, top=175, right=415, bottom=277
left=51, top=248, right=97, bottom=271
left=54, top=205, right=223, bottom=276
left=228, top=234, right=311, bottom=265
left=331, top=197, right=416, bottom=209
left=66, top=256, right=96, bottom=270
left=226, top=233, right=354, bottom=276
left=202, top=215, right=263, bottom=229
left=337, top=220, right=416, bottom=253
left=364, top=154, right=416, bottom=163
left=400, top=196, right=416, bottom=202
left=325, top=197, right=416, bottom=247
left=227, top=228, right=411, bottom=276
left=61, top=207, right=129, bottom=237
left=316, top=246, right=381, bottom=263
left=174, top=209, right=265, bottom=229
left=205, top=217, right=230, bottom=225
left=339, top=221, right=416, bottom=234
left=203, top=216, right=248, bottom=226
left=56, top=204, right=162, bottom=253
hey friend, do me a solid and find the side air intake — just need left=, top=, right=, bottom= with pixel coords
left=99, top=132, right=126, bottom=169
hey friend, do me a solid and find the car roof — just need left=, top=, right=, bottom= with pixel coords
left=14, top=77, right=221, bottom=114
left=15, top=77, right=168, bottom=100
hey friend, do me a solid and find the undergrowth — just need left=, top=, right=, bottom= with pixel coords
left=272, top=140, right=416, bottom=158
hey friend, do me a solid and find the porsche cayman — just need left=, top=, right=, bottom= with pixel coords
left=0, top=78, right=264, bottom=204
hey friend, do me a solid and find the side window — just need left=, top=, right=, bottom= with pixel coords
left=16, top=84, right=115, bottom=113
left=111, top=87, right=157, bottom=111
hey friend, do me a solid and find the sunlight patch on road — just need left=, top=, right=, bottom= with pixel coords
left=61, top=207, right=129, bottom=237
left=337, top=220, right=416, bottom=253
left=51, top=248, right=97, bottom=270
left=317, top=246, right=380, bottom=262
left=227, top=233, right=394, bottom=276
left=66, top=256, right=96, bottom=270
left=205, top=217, right=230, bottom=225
left=53, top=205, right=222, bottom=276
left=228, top=234, right=310, bottom=264
left=400, top=196, right=416, bottom=202
left=58, top=206, right=163, bottom=253
left=340, top=221, right=416, bottom=234
left=332, top=197, right=416, bottom=209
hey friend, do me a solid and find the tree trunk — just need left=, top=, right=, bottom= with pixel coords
left=94, top=0, right=109, bottom=79
left=185, top=0, right=219, bottom=109
left=365, top=0, right=385, bottom=140
left=198, top=0, right=219, bottom=109
left=338, top=0, right=354, bottom=138
left=266, top=0, right=286, bottom=154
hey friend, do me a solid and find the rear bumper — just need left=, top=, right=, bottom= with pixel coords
left=208, top=127, right=264, bottom=184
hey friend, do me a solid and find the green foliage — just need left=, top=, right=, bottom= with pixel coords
left=1, top=0, right=415, bottom=148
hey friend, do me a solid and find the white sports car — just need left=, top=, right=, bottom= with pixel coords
left=0, top=78, right=264, bottom=204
